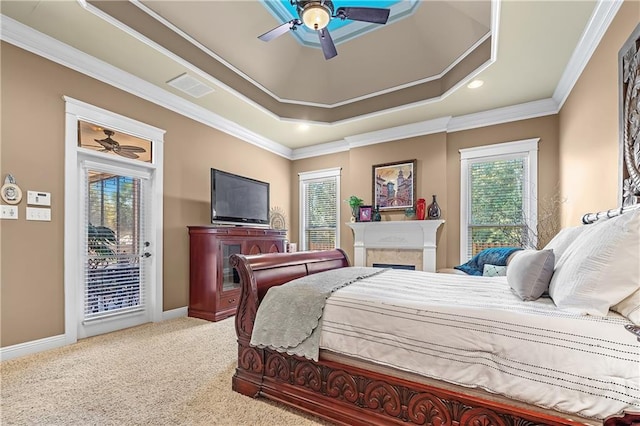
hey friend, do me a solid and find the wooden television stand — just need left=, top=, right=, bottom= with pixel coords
left=187, top=226, right=286, bottom=321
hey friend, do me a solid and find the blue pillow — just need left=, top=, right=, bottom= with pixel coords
left=454, top=247, right=522, bottom=276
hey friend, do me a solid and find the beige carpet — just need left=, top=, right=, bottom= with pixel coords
left=1, top=317, right=328, bottom=425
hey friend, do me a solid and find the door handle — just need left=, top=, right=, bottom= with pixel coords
left=142, top=241, right=152, bottom=258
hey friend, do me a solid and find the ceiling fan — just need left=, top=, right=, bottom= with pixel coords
left=93, top=129, right=147, bottom=159
left=258, top=0, right=391, bottom=60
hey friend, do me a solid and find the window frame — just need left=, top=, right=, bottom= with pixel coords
left=459, top=138, right=539, bottom=262
left=298, top=167, right=341, bottom=251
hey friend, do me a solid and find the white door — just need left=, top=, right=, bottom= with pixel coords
left=64, top=97, right=165, bottom=342
left=79, top=162, right=153, bottom=338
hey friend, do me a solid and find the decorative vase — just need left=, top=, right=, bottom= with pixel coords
left=427, top=195, right=441, bottom=219
left=351, top=206, right=359, bottom=222
left=404, top=207, right=415, bottom=220
left=373, top=207, right=381, bottom=222
left=416, top=198, right=426, bottom=220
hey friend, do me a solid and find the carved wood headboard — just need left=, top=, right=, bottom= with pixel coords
left=619, top=23, right=639, bottom=208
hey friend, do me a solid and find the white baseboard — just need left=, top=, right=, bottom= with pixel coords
left=1, top=307, right=189, bottom=362
left=161, top=306, right=188, bottom=321
left=0, top=334, right=70, bottom=362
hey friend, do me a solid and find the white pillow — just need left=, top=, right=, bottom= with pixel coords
left=548, top=210, right=640, bottom=316
left=507, top=250, right=555, bottom=301
left=612, top=288, right=640, bottom=325
left=483, top=264, right=507, bottom=277
left=543, top=225, right=588, bottom=266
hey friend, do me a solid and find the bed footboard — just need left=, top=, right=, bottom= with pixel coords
left=229, top=249, right=640, bottom=426
left=229, top=249, right=350, bottom=397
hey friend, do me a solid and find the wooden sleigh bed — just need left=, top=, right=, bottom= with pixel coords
left=229, top=222, right=639, bottom=426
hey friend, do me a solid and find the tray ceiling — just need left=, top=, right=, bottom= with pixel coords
left=0, top=0, right=600, bottom=151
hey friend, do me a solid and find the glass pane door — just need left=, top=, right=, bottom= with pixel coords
left=221, top=242, right=241, bottom=292
left=83, top=169, right=148, bottom=322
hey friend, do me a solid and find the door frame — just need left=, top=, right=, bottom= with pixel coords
left=63, top=96, right=165, bottom=344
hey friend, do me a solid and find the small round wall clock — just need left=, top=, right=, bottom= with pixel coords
left=1, top=175, right=23, bottom=205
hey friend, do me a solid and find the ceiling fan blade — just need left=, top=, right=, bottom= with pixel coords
left=335, top=7, right=390, bottom=24
left=259, top=19, right=298, bottom=42
left=117, top=150, right=139, bottom=159
left=119, top=145, right=146, bottom=153
left=318, top=28, right=337, bottom=60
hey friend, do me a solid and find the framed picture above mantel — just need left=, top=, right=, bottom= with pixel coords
left=372, top=159, right=416, bottom=211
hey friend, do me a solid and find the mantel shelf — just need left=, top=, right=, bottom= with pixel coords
left=346, top=220, right=445, bottom=272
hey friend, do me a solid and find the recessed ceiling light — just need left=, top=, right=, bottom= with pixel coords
left=467, top=79, right=484, bottom=89
left=298, top=124, right=310, bottom=131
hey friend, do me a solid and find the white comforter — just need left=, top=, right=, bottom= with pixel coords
left=319, top=268, right=640, bottom=420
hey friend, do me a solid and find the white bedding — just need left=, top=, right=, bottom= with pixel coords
left=319, top=268, right=640, bottom=420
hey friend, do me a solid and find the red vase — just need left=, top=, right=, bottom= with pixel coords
left=416, top=198, right=426, bottom=220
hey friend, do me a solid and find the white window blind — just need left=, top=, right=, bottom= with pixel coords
left=460, top=139, right=538, bottom=261
left=83, top=168, right=147, bottom=321
left=468, top=157, right=526, bottom=257
left=299, top=168, right=341, bottom=251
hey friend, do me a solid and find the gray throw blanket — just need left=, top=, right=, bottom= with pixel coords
left=250, top=267, right=387, bottom=361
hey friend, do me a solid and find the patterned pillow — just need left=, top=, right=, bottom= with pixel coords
left=482, top=264, right=507, bottom=277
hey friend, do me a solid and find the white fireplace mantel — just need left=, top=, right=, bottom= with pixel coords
left=347, top=220, right=445, bottom=272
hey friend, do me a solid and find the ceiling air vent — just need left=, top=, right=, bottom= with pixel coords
left=167, top=73, right=214, bottom=98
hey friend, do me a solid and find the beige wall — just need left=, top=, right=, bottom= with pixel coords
left=446, top=116, right=560, bottom=266
left=290, top=151, right=350, bottom=255
left=291, top=135, right=448, bottom=267
left=558, top=1, right=639, bottom=226
left=346, top=134, right=448, bottom=269
left=0, top=43, right=291, bottom=347
left=293, top=118, right=559, bottom=269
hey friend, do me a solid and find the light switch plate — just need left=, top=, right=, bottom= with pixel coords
left=27, top=191, right=51, bottom=206
left=1, top=205, right=19, bottom=219
left=26, top=207, right=51, bottom=221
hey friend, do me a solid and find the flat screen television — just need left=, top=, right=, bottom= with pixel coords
left=211, top=168, right=270, bottom=227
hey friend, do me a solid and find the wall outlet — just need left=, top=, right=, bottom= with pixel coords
left=26, top=207, right=51, bottom=221
left=1, top=205, right=19, bottom=220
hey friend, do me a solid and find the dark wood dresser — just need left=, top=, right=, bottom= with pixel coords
left=187, top=226, right=286, bottom=321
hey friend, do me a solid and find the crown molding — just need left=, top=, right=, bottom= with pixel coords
left=291, top=140, right=350, bottom=161
left=552, top=0, right=623, bottom=109
left=290, top=98, right=558, bottom=159
left=447, top=98, right=559, bottom=133
left=0, top=14, right=293, bottom=160
left=346, top=116, right=452, bottom=148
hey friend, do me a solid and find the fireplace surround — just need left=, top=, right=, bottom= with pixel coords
left=346, top=220, right=445, bottom=272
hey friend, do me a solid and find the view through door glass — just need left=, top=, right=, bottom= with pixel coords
left=85, top=170, right=147, bottom=321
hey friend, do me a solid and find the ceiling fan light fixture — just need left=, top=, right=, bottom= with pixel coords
left=301, top=4, right=331, bottom=30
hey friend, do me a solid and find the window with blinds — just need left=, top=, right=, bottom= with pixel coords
left=84, top=169, right=146, bottom=321
left=468, top=157, right=526, bottom=257
left=460, top=139, right=538, bottom=261
left=299, top=168, right=341, bottom=251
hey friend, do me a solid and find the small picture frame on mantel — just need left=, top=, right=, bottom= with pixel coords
left=359, top=205, right=373, bottom=222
